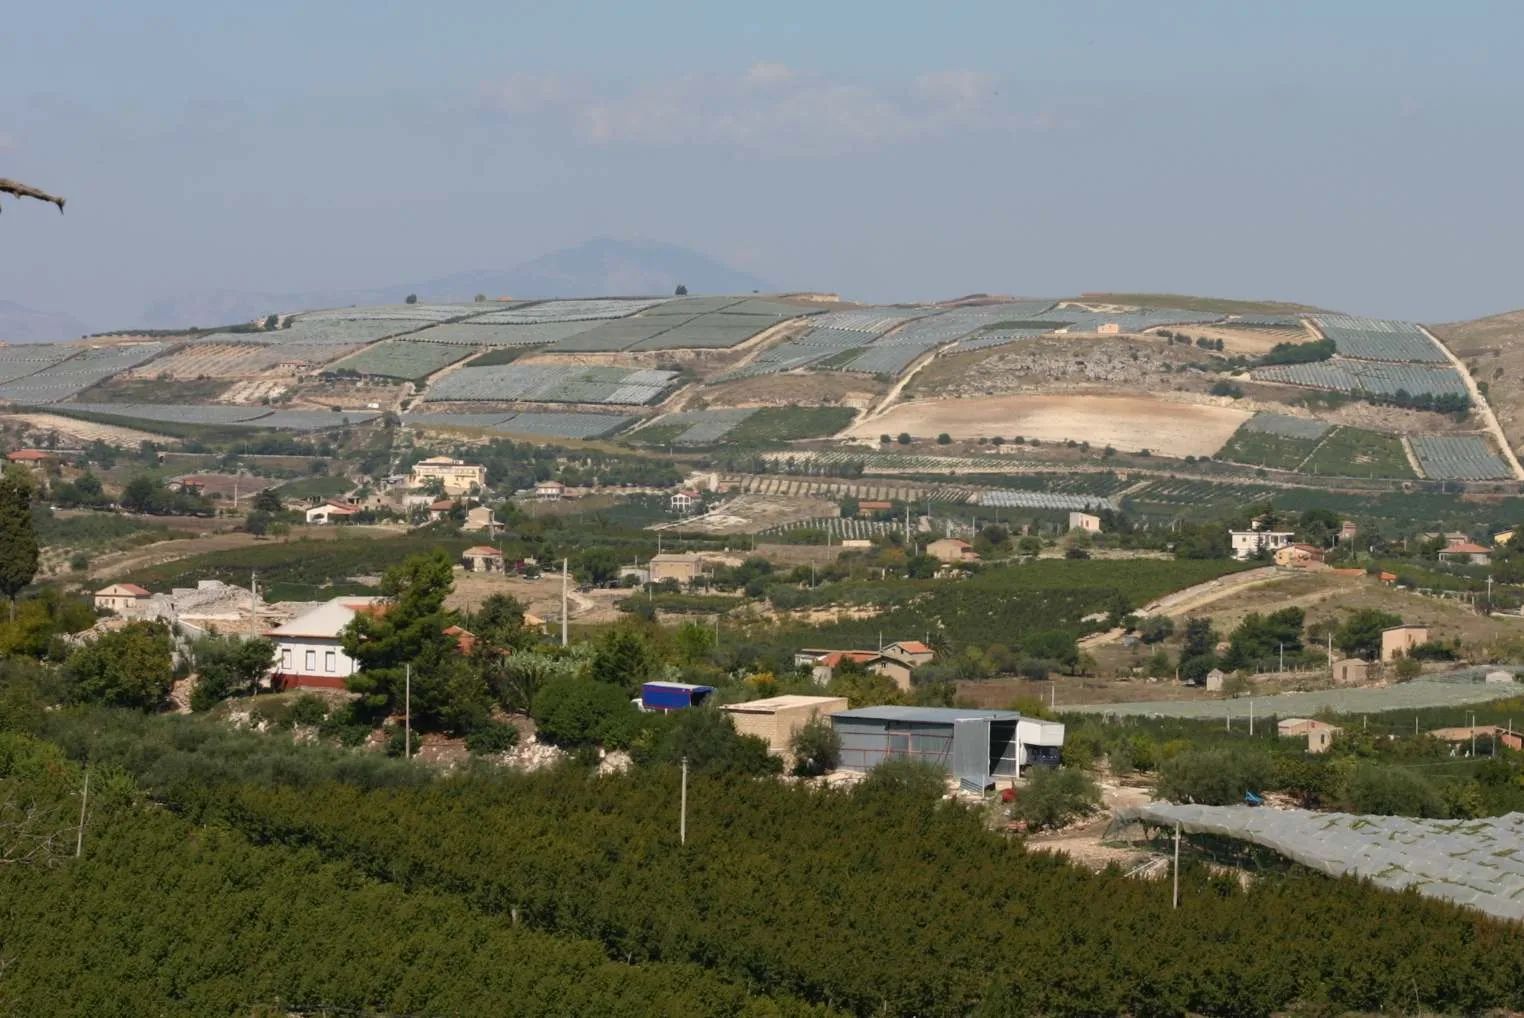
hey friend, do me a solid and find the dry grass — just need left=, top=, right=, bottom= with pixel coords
left=1430, top=309, right=1524, bottom=453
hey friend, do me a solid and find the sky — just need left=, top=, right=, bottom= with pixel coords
left=4, top=0, right=1524, bottom=328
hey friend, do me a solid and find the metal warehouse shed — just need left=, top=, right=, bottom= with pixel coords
left=720, top=695, right=849, bottom=758
left=831, top=706, right=1065, bottom=792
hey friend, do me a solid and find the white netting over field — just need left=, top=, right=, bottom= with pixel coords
left=1311, top=316, right=1447, bottom=362
left=1115, top=803, right=1524, bottom=921
left=1240, top=413, right=1331, bottom=440
left=424, top=364, right=679, bottom=405
left=976, top=490, right=1120, bottom=511
left=1410, top=435, right=1513, bottom=480
left=0, top=344, right=168, bottom=404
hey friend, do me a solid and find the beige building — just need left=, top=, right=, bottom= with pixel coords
left=720, top=695, right=849, bottom=762
left=463, top=505, right=495, bottom=532
left=409, top=456, right=486, bottom=495
left=1068, top=512, right=1102, bottom=533
left=926, top=538, right=977, bottom=564
left=1274, top=543, right=1326, bottom=569
left=461, top=546, right=505, bottom=573
left=94, top=583, right=152, bottom=614
left=533, top=480, right=565, bottom=501
left=1278, top=717, right=1342, bottom=754
left=1332, top=658, right=1368, bottom=685
left=1381, top=624, right=1428, bottom=662
left=649, top=552, right=703, bottom=585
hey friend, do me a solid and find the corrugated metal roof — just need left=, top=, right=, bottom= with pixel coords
left=830, top=706, right=1022, bottom=723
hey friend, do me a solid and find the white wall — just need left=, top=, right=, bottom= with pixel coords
left=273, top=636, right=358, bottom=681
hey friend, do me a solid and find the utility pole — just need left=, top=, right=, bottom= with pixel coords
left=679, top=756, right=688, bottom=846
left=1471, top=712, right=1477, bottom=758
left=404, top=664, right=412, bottom=761
left=561, top=558, right=569, bottom=647
left=1249, top=699, right=1254, bottom=737
left=1172, top=821, right=1180, bottom=910
left=1278, top=641, right=1284, bottom=674
left=75, top=768, right=89, bottom=858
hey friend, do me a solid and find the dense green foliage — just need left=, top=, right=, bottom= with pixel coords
left=1259, top=337, right=1336, bottom=365
left=64, top=620, right=173, bottom=710
left=187, top=635, right=275, bottom=712
left=0, top=473, right=38, bottom=609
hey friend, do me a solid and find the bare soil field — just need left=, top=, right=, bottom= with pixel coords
left=1150, top=323, right=1316, bottom=356
left=1430, top=310, right=1524, bottom=453
left=909, top=338, right=1210, bottom=399
left=1, top=412, right=180, bottom=447
left=447, top=569, right=624, bottom=625
left=654, top=492, right=839, bottom=535
left=850, top=394, right=1252, bottom=457
left=695, top=373, right=886, bottom=410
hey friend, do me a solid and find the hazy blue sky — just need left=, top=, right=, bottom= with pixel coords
left=4, top=1, right=1523, bottom=327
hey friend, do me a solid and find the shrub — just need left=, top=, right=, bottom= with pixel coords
left=1346, top=762, right=1443, bottom=817
left=532, top=677, right=638, bottom=748
left=936, top=433, right=952, bottom=445
left=856, top=758, right=946, bottom=801
left=1158, top=747, right=1272, bottom=805
left=789, top=716, right=841, bottom=777
left=1014, top=767, right=1100, bottom=830
left=465, top=720, right=520, bottom=756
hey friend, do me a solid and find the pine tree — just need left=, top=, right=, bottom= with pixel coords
left=0, top=472, right=38, bottom=620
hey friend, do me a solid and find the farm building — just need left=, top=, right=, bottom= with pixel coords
left=463, top=505, right=495, bottom=532
left=882, top=641, right=936, bottom=667
left=1204, top=668, right=1227, bottom=692
left=1339, top=520, right=1358, bottom=543
left=1437, top=540, right=1491, bottom=566
left=926, top=538, right=978, bottom=564
left=408, top=456, right=485, bottom=495
left=669, top=489, right=701, bottom=514
left=267, top=597, right=384, bottom=690
left=534, top=480, right=565, bottom=501
left=94, top=583, right=152, bottom=614
left=427, top=498, right=457, bottom=522
left=1381, top=624, right=1429, bottom=662
left=1068, top=511, right=1102, bottom=533
left=1332, top=659, right=1369, bottom=685
left=857, top=500, right=894, bottom=515
left=650, top=552, right=703, bottom=584
left=806, top=650, right=914, bottom=691
left=306, top=500, right=359, bottom=524
left=1278, top=717, right=1342, bottom=754
left=461, top=546, right=504, bottom=573
left=640, top=681, right=715, bottom=712
left=6, top=449, right=54, bottom=471
left=1230, top=529, right=1295, bottom=561
left=720, top=695, right=849, bottom=761
left=1428, top=725, right=1524, bottom=754
left=1274, top=543, right=1325, bottom=568
left=829, top=706, right=1065, bottom=791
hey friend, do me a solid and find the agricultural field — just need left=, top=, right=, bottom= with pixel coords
left=1253, top=359, right=1468, bottom=398
left=1309, top=315, right=1447, bottom=362
left=757, top=516, right=903, bottom=541
left=725, top=406, right=856, bottom=443
left=1216, top=414, right=1330, bottom=470
left=976, top=490, right=1121, bottom=511
left=851, top=394, right=1251, bottom=458
left=328, top=340, right=475, bottom=381
left=1430, top=308, right=1524, bottom=453
left=422, top=364, right=679, bottom=406
left=468, top=297, right=669, bottom=323
left=724, top=473, right=979, bottom=506
left=402, top=411, right=633, bottom=440
left=74, top=376, right=233, bottom=404
left=404, top=321, right=598, bottom=347
left=1124, top=478, right=1277, bottom=518
left=1409, top=434, right=1513, bottom=480
left=627, top=407, right=758, bottom=446
left=0, top=343, right=74, bottom=385
left=128, top=342, right=364, bottom=379
left=0, top=343, right=168, bottom=404
left=1301, top=426, right=1415, bottom=478
left=909, top=337, right=1211, bottom=399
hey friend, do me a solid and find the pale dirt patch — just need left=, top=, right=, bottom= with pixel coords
left=2, top=412, right=180, bottom=447
left=850, top=394, right=1251, bottom=458
left=1147, top=322, right=1316, bottom=356
left=447, top=569, right=626, bottom=625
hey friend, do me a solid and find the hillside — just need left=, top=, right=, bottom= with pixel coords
left=0, top=299, right=88, bottom=343
left=1429, top=309, right=1524, bottom=452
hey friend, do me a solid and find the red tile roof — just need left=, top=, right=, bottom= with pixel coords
left=6, top=449, right=51, bottom=462
left=1441, top=541, right=1490, bottom=555
left=890, top=641, right=933, bottom=654
left=463, top=545, right=503, bottom=557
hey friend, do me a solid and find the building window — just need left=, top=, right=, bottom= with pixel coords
left=281, top=648, right=292, bottom=670
left=305, top=650, right=316, bottom=672
left=325, top=651, right=336, bottom=673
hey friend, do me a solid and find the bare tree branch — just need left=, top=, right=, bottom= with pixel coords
left=0, top=179, right=66, bottom=214
left=0, top=800, right=72, bottom=867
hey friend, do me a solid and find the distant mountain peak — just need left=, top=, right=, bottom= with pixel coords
left=137, top=238, right=774, bottom=329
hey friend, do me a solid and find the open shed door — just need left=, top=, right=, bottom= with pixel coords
left=953, top=717, right=992, bottom=793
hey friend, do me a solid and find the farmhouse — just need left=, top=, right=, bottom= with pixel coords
left=1381, top=624, right=1429, bottom=662
left=1332, top=659, right=1369, bottom=685
left=807, top=650, right=914, bottom=691
left=830, top=706, right=1065, bottom=790
left=461, top=546, right=505, bottom=574
left=409, top=456, right=485, bottom=495
left=1339, top=520, right=1359, bottom=543
left=926, top=538, right=978, bottom=564
left=1068, top=511, right=1102, bottom=533
left=1230, top=529, right=1295, bottom=561
left=267, top=597, right=384, bottom=690
left=1274, top=543, right=1325, bottom=568
left=534, top=480, right=565, bottom=502
left=1437, top=540, right=1491, bottom=566
left=93, top=583, right=151, bottom=614
left=1278, top=717, right=1342, bottom=754
left=306, top=500, right=359, bottom=524
left=5, top=449, right=53, bottom=470
left=1428, top=725, right=1524, bottom=753
left=463, top=505, right=495, bottom=532
left=427, top=498, right=457, bottom=522
left=882, top=640, right=936, bottom=667
left=857, top=500, right=894, bottom=515
left=720, top=695, right=849, bottom=762
left=670, top=489, right=701, bottom=514
left=650, top=551, right=703, bottom=585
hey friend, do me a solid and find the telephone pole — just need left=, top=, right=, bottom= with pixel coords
left=561, top=558, right=569, bottom=647
left=75, top=768, right=90, bottom=858
left=679, top=756, right=688, bottom=846
left=404, top=664, right=412, bottom=761
left=1172, top=821, right=1181, bottom=909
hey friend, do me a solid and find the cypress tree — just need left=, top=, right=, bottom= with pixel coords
left=0, top=472, right=38, bottom=620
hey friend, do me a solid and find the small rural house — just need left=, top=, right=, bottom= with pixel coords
left=882, top=640, right=936, bottom=667
left=305, top=500, right=359, bottom=525
left=461, top=546, right=505, bottom=573
left=720, top=695, right=849, bottom=762
left=1339, top=520, right=1358, bottom=543
left=806, top=650, right=914, bottom=691
left=1068, top=511, right=1102, bottom=533
left=1332, top=658, right=1369, bottom=685
left=93, top=583, right=152, bottom=614
left=1204, top=668, right=1227, bottom=692
left=463, top=505, right=495, bottom=532
left=533, top=480, right=565, bottom=502
left=829, top=706, right=1065, bottom=790
left=857, top=500, right=894, bottom=516
left=649, top=551, right=703, bottom=585
left=1278, top=717, right=1342, bottom=754
left=1428, top=725, right=1524, bottom=754
left=1493, top=529, right=1515, bottom=547
left=669, top=489, right=701, bottom=514
left=1229, top=528, right=1295, bottom=561
left=1274, top=543, right=1326, bottom=568
left=426, top=498, right=457, bottom=522
left=266, top=596, right=384, bottom=690
left=1437, top=540, right=1492, bottom=566
left=408, top=456, right=485, bottom=495
left=1381, top=624, right=1428, bottom=662
left=926, top=538, right=978, bottom=564
left=5, top=449, right=53, bottom=471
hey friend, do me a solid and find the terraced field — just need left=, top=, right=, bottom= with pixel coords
left=422, top=364, right=680, bottom=406
left=328, top=340, right=475, bottom=381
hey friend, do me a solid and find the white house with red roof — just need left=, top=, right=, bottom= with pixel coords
left=882, top=640, right=936, bottom=667
left=93, top=583, right=152, bottom=614
left=305, top=500, right=360, bottom=524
